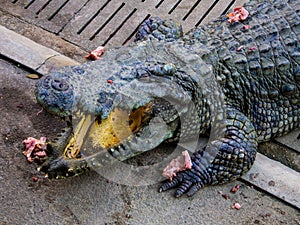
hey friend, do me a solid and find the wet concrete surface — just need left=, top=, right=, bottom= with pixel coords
left=0, top=58, right=300, bottom=225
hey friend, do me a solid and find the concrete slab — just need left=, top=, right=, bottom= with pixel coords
left=0, top=25, right=78, bottom=72
left=242, top=153, right=300, bottom=209
left=0, top=25, right=58, bottom=70
left=37, top=54, right=79, bottom=75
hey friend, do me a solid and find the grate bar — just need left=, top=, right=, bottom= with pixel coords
left=65, top=0, right=118, bottom=40
left=102, top=8, right=137, bottom=46
left=199, top=0, right=242, bottom=25
left=33, top=0, right=90, bottom=34
left=23, top=0, right=51, bottom=15
left=168, top=0, right=182, bottom=15
left=77, top=0, right=111, bottom=35
left=90, top=2, right=125, bottom=41
left=174, top=0, right=217, bottom=29
left=75, top=0, right=132, bottom=46
left=48, top=0, right=69, bottom=21
left=155, top=0, right=164, bottom=8
left=182, top=0, right=201, bottom=21
left=24, top=0, right=36, bottom=9
left=36, top=0, right=52, bottom=15
left=97, top=1, right=159, bottom=48
left=196, top=0, right=220, bottom=26
left=106, top=10, right=153, bottom=47
left=122, top=14, right=151, bottom=45
left=221, top=0, right=237, bottom=15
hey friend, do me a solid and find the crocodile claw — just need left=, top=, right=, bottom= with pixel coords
left=38, top=155, right=90, bottom=179
left=159, top=166, right=206, bottom=197
left=38, top=157, right=72, bottom=179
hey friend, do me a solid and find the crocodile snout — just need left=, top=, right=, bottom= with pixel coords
left=35, top=75, right=75, bottom=117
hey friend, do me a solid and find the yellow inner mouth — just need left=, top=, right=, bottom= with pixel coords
left=64, top=104, right=152, bottom=159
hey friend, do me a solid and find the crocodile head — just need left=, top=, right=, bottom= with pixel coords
left=34, top=40, right=211, bottom=177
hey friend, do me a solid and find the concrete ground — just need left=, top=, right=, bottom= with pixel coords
left=0, top=0, right=300, bottom=224
left=0, top=56, right=299, bottom=224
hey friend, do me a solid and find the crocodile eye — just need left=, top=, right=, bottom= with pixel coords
left=51, top=79, right=69, bottom=91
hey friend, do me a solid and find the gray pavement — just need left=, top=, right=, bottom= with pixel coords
left=0, top=25, right=79, bottom=74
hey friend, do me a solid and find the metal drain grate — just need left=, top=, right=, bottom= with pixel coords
left=2, top=0, right=246, bottom=50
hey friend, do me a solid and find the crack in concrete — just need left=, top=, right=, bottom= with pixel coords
left=36, top=53, right=61, bottom=72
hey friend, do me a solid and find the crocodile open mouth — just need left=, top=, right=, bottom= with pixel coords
left=62, top=103, right=153, bottom=160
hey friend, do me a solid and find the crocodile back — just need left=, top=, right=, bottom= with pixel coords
left=184, top=0, right=299, bottom=141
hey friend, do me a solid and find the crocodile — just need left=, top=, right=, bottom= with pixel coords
left=34, top=0, right=299, bottom=197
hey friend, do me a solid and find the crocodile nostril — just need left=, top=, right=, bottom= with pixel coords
left=51, top=79, right=69, bottom=91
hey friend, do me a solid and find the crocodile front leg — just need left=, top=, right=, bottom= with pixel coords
left=160, top=106, right=257, bottom=197
left=135, top=17, right=183, bottom=42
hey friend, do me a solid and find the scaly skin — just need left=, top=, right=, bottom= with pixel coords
left=35, top=0, right=299, bottom=197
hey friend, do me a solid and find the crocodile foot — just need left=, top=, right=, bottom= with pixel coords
left=159, top=159, right=210, bottom=197
left=135, top=16, right=183, bottom=42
